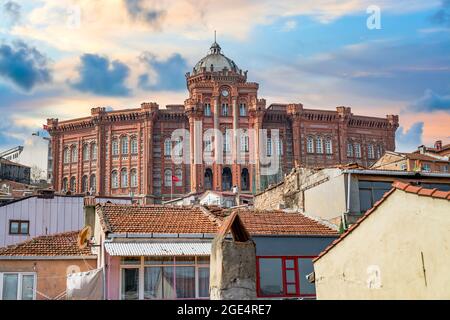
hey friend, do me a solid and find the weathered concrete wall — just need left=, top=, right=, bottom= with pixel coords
left=314, top=191, right=450, bottom=299
left=0, top=258, right=97, bottom=300
left=210, top=238, right=256, bottom=300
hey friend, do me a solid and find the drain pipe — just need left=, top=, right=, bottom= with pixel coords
left=343, top=172, right=351, bottom=230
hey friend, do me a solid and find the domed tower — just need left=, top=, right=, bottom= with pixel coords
left=184, top=39, right=262, bottom=195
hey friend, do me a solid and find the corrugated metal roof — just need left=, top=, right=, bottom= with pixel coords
left=104, top=242, right=211, bottom=256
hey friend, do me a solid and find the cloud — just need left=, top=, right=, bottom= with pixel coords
left=281, top=20, right=297, bottom=32
left=3, top=1, right=21, bottom=23
left=124, top=0, right=166, bottom=26
left=431, top=0, right=450, bottom=26
left=70, top=54, right=131, bottom=96
left=0, top=41, right=52, bottom=91
left=138, top=52, right=188, bottom=91
left=395, top=122, right=424, bottom=152
left=409, top=89, right=450, bottom=113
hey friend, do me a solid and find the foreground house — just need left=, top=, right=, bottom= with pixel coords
left=92, top=203, right=337, bottom=300
left=254, top=165, right=450, bottom=226
left=0, top=231, right=96, bottom=300
left=371, top=151, right=449, bottom=173
left=313, top=181, right=450, bottom=299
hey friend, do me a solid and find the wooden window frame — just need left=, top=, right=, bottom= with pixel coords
left=9, top=220, right=30, bottom=235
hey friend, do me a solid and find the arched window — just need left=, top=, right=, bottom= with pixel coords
left=83, top=144, right=90, bottom=161
left=223, top=132, right=230, bottom=153
left=275, top=138, right=283, bottom=156
left=354, top=143, right=361, bottom=158
left=121, top=136, right=129, bottom=154
left=69, top=177, right=76, bottom=192
left=71, top=146, right=78, bottom=163
left=204, top=103, right=211, bottom=116
left=307, top=137, right=314, bottom=153
left=130, top=137, right=138, bottom=154
left=112, top=139, right=119, bottom=156
left=81, top=175, right=88, bottom=193
left=111, top=171, right=118, bottom=189
left=121, top=168, right=128, bottom=188
left=239, top=103, right=247, bottom=116
left=164, top=138, right=172, bottom=157
left=266, top=137, right=272, bottom=156
left=347, top=142, right=354, bottom=157
left=240, top=131, right=249, bottom=152
left=90, top=174, right=96, bottom=192
left=222, top=103, right=229, bottom=116
left=367, top=144, right=374, bottom=159
left=130, top=169, right=138, bottom=187
left=91, top=143, right=97, bottom=160
left=63, top=148, right=70, bottom=164
left=62, top=177, right=68, bottom=191
left=175, top=169, right=182, bottom=187
left=316, top=137, right=323, bottom=154
left=325, top=138, right=332, bottom=155
left=205, top=136, right=213, bottom=152
left=164, top=169, right=172, bottom=187
left=241, top=168, right=250, bottom=191
left=204, top=168, right=213, bottom=190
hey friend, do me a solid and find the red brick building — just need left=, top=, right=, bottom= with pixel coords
left=45, top=41, right=398, bottom=203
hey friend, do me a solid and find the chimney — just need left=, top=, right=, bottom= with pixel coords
left=435, top=140, right=442, bottom=151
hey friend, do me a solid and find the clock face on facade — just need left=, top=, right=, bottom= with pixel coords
left=221, top=89, right=229, bottom=97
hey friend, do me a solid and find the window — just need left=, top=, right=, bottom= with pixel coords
left=71, top=146, right=78, bottom=163
left=442, top=165, right=449, bottom=173
left=325, top=138, right=332, bottom=154
left=112, top=139, right=119, bottom=156
left=204, top=103, right=211, bottom=116
left=120, top=256, right=209, bottom=300
left=223, top=132, right=230, bottom=153
left=63, top=148, right=70, bottom=164
left=354, top=143, right=361, bottom=158
left=307, top=137, right=314, bottom=154
left=422, top=164, right=431, bottom=172
left=69, top=177, right=76, bottom=192
left=266, top=138, right=272, bottom=156
left=111, top=171, right=119, bottom=189
left=164, top=139, right=172, bottom=157
left=175, top=169, right=182, bottom=187
left=9, top=220, right=29, bottom=235
left=130, top=169, right=138, bottom=188
left=358, top=180, right=392, bottom=213
left=81, top=175, right=88, bottom=193
left=83, top=144, right=90, bottom=161
left=347, top=143, right=353, bottom=157
left=121, top=168, right=128, bottom=188
left=205, top=137, right=212, bottom=152
left=240, top=134, right=249, bottom=153
left=376, top=145, right=382, bottom=159
left=121, top=136, right=129, bottom=154
left=62, top=177, right=68, bottom=191
left=367, top=144, right=374, bottom=159
left=239, top=103, right=247, bottom=116
left=222, top=103, right=229, bottom=116
left=316, top=137, right=323, bottom=154
left=401, top=163, right=407, bottom=171
left=91, top=143, right=98, bottom=160
left=131, top=137, right=138, bottom=154
left=276, top=139, right=283, bottom=156
left=257, top=256, right=315, bottom=298
left=164, top=169, right=172, bottom=187
left=0, top=273, right=35, bottom=300
left=90, top=174, right=96, bottom=192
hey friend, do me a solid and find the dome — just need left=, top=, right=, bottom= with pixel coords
left=193, top=41, right=240, bottom=74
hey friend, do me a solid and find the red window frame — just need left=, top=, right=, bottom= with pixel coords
left=256, top=256, right=316, bottom=298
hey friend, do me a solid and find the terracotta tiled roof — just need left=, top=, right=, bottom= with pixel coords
left=97, top=203, right=220, bottom=234
left=313, top=181, right=450, bottom=263
left=0, top=231, right=93, bottom=257
left=234, top=209, right=338, bottom=236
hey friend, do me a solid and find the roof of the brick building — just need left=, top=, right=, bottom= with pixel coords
left=313, top=181, right=450, bottom=263
left=0, top=231, right=93, bottom=257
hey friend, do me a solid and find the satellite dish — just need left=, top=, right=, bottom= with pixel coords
left=77, top=226, right=92, bottom=250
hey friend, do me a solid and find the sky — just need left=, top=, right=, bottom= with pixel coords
left=0, top=0, right=449, bottom=152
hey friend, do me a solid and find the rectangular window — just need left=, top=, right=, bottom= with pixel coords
left=442, top=165, right=448, bottom=173
left=239, top=104, right=246, bottom=116
left=122, top=256, right=210, bottom=300
left=1, top=273, right=35, bottom=300
left=204, top=104, right=211, bottom=116
left=358, top=180, right=392, bottom=214
left=257, top=256, right=315, bottom=298
left=347, top=143, right=353, bottom=157
left=9, top=220, right=29, bottom=235
left=422, top=164, right=431, bottom=172
left=222, top=104, right=229, bottom=116
left=354, top=143, right=361, bottom=158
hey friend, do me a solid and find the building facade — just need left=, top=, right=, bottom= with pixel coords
left=46, top=41, right=399, bottom=203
